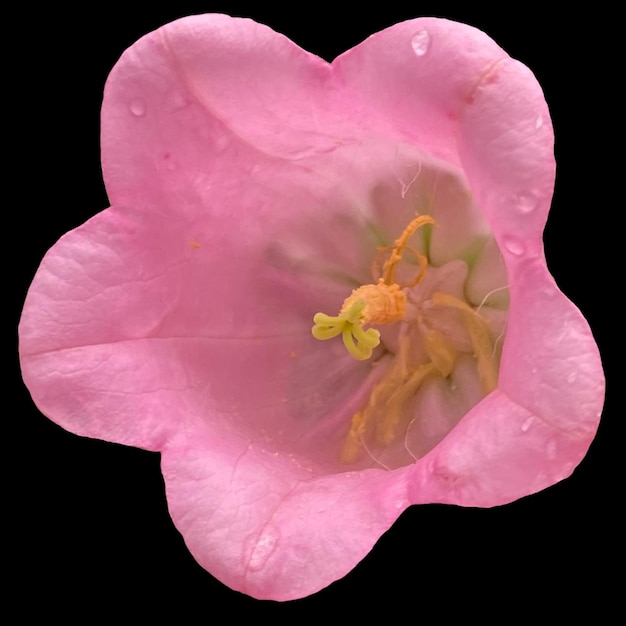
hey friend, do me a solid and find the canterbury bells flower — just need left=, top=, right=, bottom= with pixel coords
left=19, top=15, right=604, bottom=600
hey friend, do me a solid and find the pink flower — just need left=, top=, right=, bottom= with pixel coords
left=19, top=15, right=604, bottom=600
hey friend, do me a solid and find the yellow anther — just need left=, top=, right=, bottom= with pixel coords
left=431, top=292, right=498, bottom=393
left=339, top=411, right=368, bottom=464
left=375, top=362, right=437, bottom=446
left=422, top=328, right=458, bottom=377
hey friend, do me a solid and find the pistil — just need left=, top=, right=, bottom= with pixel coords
left=311, top=213, right=500, bottom=464
left=311, top=215, right=435, bottom=360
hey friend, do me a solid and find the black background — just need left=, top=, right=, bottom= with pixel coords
left=13, top=2, right=615, bottom=619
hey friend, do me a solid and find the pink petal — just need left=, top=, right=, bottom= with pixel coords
left=410, top=388, right=594, bottom=507
left=162, top=427, right=411, bottom=600
left=19, top=203, right=372, bottom=455
left=101, top=14, right=344, bottom=207
left=332, top=18, right=508, bottom=165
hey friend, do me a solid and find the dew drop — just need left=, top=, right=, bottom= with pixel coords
left=521, top=416, right=534, bottom=433
left=567, top=371, right=577, bottom=384
left=516, top=193, right=537, bottom=214
left=535, top=116, right=544, bottom=130
left=248, top=525, right=280, bottom=571
left=129, top=99, right=146, bottom=117
left=162, top=153, right=176, bottom=172
left=411, top=30, right=431, bottom=57
left=214, top=134, right=231, bottom=153
left=546, top=440, right=557, bottom=460
left=503, top=236, right=525, bottom=256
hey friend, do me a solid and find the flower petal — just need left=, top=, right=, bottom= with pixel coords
left=411, top=387, right=596, bottom=507
left=332, top=18, right=507, bottom=164
left=450, top=35, right=602, bottom=438
left=457, top=53, right=555, bottom=247
left=101, top=14, right=345, bottom=207
left=18, top=205, right=373, bottom=457
left=500, top=262, right=604, bottom=436
left=162, top=426, right=410, bottom=600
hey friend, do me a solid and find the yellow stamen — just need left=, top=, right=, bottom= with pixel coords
left=339, top=411, right=368, bottom=464
left=381, top=214, right=435, bottom=285
left=375, top=362, right=437, bottom=446
left=431, top=292, right=498, bottom=393
left=337, top=334, right=443, bottom=462
left=371, top=244, right=428, bottom=286
left=422, top=327, right=458, bottom=377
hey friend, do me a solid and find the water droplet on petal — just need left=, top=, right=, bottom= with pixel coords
left=567, top=371, right=577, bottom=384
left=546, top=440, right=557, bottom=460
left=248, top=525, right=280, bottom=571
left=214, top=134, right=231, bottom=153
left=503, top=237, right=525, bottom=256
left=162, top=153, right=176, bottom=172
left=535, top=116, right=544, bottom=130
left=516, top=193, right=537, bottom=214
left=521, top=416, right=534, bottom=432
left=129, top=99, right=146, bottom=117
left=540, top=286, right=556, bottom=299
left=411, top=30, right=431, bottom=56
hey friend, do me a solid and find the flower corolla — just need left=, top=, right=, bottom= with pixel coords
left=19, top=15, right=604, bottom=600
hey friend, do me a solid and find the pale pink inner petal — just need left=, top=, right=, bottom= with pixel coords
left=465, top=236, right=510, bottom=308
left=405, top=355, right=484, bottom=457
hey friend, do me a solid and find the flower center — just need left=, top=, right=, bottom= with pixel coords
left=311, top=214, right=500, bottom=465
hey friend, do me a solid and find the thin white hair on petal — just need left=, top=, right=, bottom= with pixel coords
left=360, top=433, right=392, bottom=471
left=492, top=320, right=508, bottom=359
left=401, top=162, right=422, bottom=199
left=403, top=415, right=420, bottom=463
left=393, top=145, right=422, bottom=199
left=476, top=284, right=510, bottom=314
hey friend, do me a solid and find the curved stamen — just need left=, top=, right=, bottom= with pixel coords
left=431, top=292, right=498, bottom=393
left=381, top=214, right=435, bottom=285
